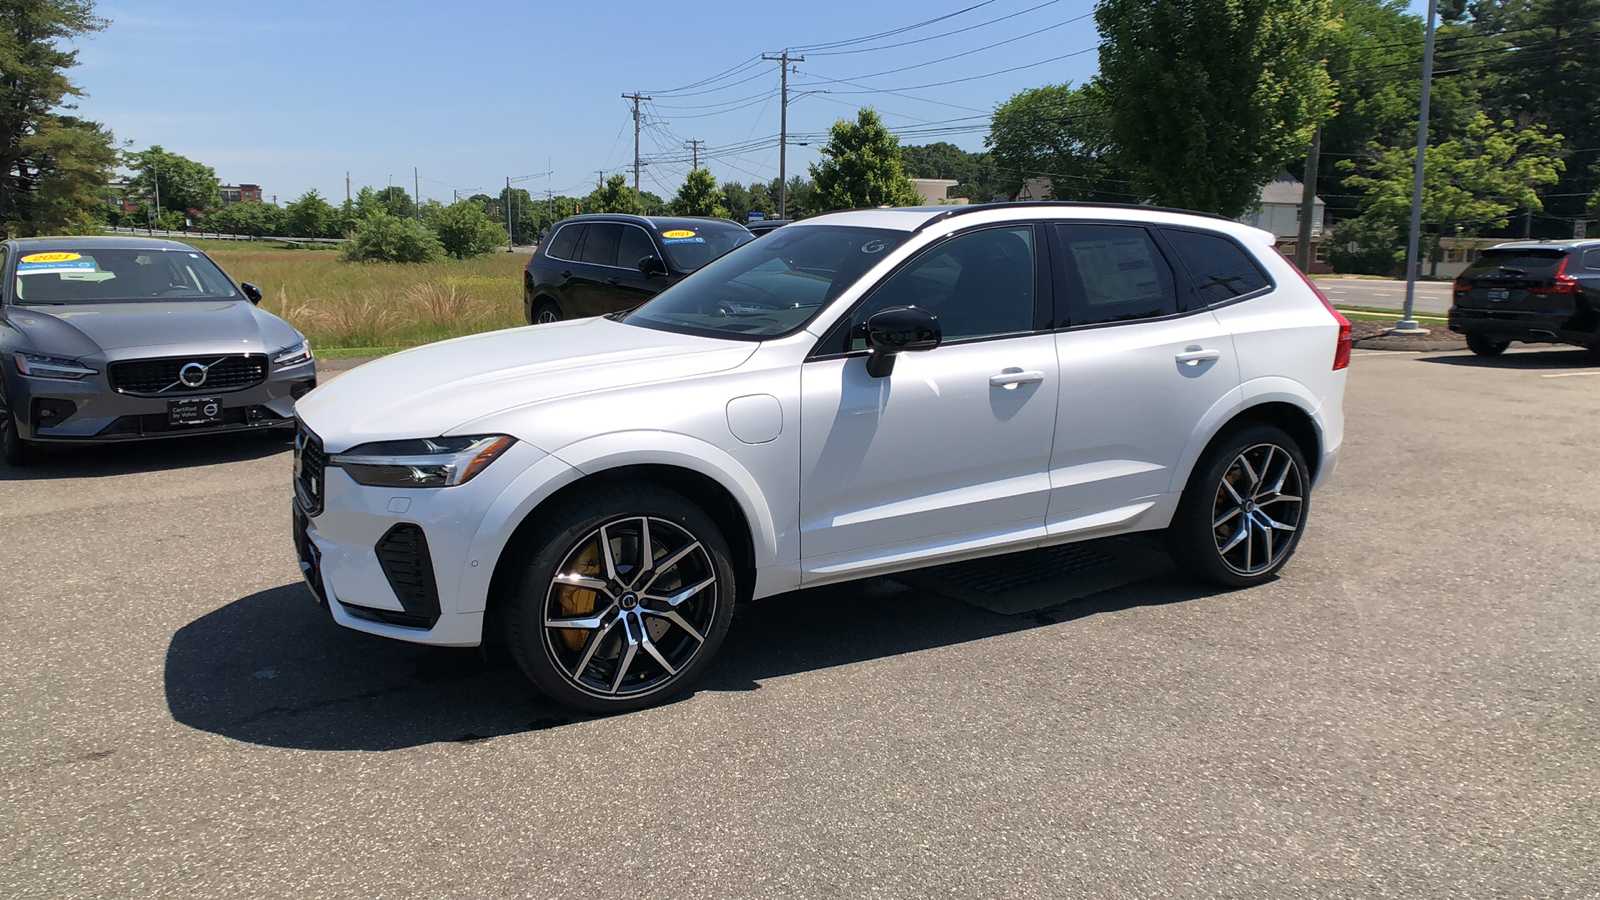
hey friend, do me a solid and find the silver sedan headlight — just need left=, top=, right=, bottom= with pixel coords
left=273, top=339, right=313, bottom=367
left=14, top=352, right=97, bottom=380
left=329, top=435, right=515, bottom=488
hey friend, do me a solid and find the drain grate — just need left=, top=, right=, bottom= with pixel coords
left=919, top=543, right=1118, bottom=596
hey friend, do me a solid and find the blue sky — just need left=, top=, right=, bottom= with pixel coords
left=71, top=0, right=1109, bottom=203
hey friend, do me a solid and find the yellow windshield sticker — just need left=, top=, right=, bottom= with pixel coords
left=20, top=252, right=81, bottom=263
left=661, top=229, right=696, bottom=239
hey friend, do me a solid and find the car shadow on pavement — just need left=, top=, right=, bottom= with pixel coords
left=0, top=430, right=289, bottom=481
left=1418, top=348, right=1596, bottom=369
left=165, top=571, right=1221, bottom=753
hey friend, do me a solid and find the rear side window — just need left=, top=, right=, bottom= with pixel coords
left=545, top=224, right=582, bottom=260
left=1462, top=248, right=1567, bottom=279
left=1054, top=223, right=1177, bottom=326
left=1162, top=228, right=1271, bottom=305
left=579, top=223, right=622, bottom=266
left=1583, top=249, right=1600, bottom=270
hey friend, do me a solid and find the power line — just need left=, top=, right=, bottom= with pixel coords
left=788, top=0, right=1001, bottom=53
left=806, top=0, right=1068, bottom=57
left=821, top=11, right=1094, bottom=84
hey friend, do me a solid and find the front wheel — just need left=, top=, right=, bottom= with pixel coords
left=1466, top=333, right=1510, bottom=357
left=1168, top=424, right=1311, bottom=588
left=501, top=484, right=737, bottom=713
left=0, top=387, right=43, bottom=467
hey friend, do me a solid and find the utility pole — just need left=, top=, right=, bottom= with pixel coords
left=345, top=171, right=351, bottom=204
left=150, top=160, right=160, bottom=235
left=622, top=92, right=652, bottom=206
left=414, top=167, right=420, bottom=218
left=1295, top=125, right=1322, bottom=273
left=686, top=139, right=705, bottom=170
left=763, top=51, right=804, bottom=219
left=1396, top=0, right=1439, bottom=335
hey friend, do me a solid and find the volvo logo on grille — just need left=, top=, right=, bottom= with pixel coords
left=178, top=362, right=209, bottom=388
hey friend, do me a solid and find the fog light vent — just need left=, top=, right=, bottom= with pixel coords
left=375, top=523, right=441, bottom=624
left=31, top=398, right=78, bottom=428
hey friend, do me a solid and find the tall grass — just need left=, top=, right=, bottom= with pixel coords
left=204, top=248, right=527, bottom=350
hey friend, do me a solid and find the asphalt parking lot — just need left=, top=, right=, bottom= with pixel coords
left=3, top=347, right=1597, bottom=899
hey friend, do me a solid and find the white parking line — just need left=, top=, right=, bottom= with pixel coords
left=1539, top=371, right=1600, bottom=378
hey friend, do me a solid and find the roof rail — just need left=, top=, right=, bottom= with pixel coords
left=910, top=200, right=1239, bottom=233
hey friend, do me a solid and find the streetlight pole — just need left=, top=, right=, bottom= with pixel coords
left=1396, top=0, right=1439, bottom=335
left=505, top=171, right=551, bottom=252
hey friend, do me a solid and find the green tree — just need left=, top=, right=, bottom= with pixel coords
left=372, top=185, right=416, bottom=219
left=1094, top=0, right=1336, bottom=216
left=1339, top=113, right=1565, bottom=273
left=767, top=175, right=817, bottom=218
left=0, top=0, right=120, bottom=236
left=430, top=199, right=506, bottom=259
left=986, top=83, right=1120, bottom=202
left=583, top=174, right=642, bottom=215
left=809, top=108, right=920, bottom=212
left=125, top=145, right=221, bottom=216
left=203, top=199, right=284, bottom=237
left=669, top=168, right=730, bottom=218
left=722, top=181, right=776, bottom=223
left=341, top=210, right=444, bottom=264
left=283, top=189, right=337, bottom=238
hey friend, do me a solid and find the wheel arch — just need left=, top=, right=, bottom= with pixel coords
left=1174, top=395, right=1325, bottom=497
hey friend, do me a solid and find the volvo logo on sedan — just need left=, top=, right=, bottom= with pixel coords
left=178, top=362, right=209, bottom=388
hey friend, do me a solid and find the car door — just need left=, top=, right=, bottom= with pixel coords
left=567, top=222, right=622, bottom=317
left=606, top=223, right=664, bottom=312
left=799, top=224, right=1060, bottom=581
left=1044, top=222, right=1241, bottom=532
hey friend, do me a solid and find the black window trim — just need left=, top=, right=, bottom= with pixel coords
left=807, top=221, right=1054, bottom=362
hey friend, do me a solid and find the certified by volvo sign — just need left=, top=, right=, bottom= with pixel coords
left=178, top=362, right=209, bottom=388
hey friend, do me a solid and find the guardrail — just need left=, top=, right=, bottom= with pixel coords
left=103, top=226, right=347, bottom=244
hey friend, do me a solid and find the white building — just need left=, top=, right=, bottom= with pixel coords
left=910, top=178, right=968, bottom=206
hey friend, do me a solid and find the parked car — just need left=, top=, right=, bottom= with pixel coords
left=745, top=219, right=792, bottom=236
left=1448, top=239, right=1600, bottom=358
left=0, top=236, right=315, bottom=466
left=295, top=202, right=1349, bottom=713
left=523, top=214, right=754, bottom=324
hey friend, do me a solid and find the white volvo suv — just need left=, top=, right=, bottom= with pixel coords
left=293, top=203, right=1349, bottom=712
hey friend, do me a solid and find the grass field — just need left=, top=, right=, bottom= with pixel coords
left=186, top=242, right=527, bottom=353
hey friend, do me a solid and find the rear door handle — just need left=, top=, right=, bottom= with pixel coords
left=990, top=369, right=1045, bottom=388
left=1175, top=348, right=1221, bottom=365
left=605, top=276, right=621, bottom=285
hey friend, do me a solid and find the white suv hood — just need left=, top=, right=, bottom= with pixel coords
left=296, top=317, right=757, bottom=450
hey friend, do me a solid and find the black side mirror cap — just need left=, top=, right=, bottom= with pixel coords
left=864, top=305, right=941, bottom=377
left=637, top=256, right=668, bottom=277
left=240, top=282, right=264, bottom=304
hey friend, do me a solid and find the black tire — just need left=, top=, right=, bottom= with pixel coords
left=1466, top=333, right=1510, bottom=357
left=501, top=483, right=737, bottom=713
left=530, top=298, right=563, bottom=325
left=1586, top=342, right=1600, bottom=364
left=1167, top=423, right=1311, bottom=588
left=0, top=385, right=43, bottom=467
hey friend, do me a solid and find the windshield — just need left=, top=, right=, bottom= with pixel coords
left=11, top=248, right=240, bottom=305
left=623, top=225, right=910, bottom=339
left=657, top=223, right=756, bottom=271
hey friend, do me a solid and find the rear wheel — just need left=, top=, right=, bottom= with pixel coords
left=501, top=483, right=737, bottom=713
left=1466, top=333, right=1510, bottom=357
left=1168, top=424, right=1310, bottom=588
left=531, top=299, right=562, bottom=325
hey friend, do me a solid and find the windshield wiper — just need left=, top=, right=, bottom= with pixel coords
left=1496, top=266, right=1528, bottom=275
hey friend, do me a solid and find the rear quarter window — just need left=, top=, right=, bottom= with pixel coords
left=545, top=224, right=583, bottom=261
left=1161, top=227, right=1271, bottom=305
left=1584, top=248, right=1600, bottom=270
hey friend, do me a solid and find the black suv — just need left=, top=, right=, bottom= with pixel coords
left=523, top=215, right=754, bottom=323
left=1449, top=240, right=1600, bottom=358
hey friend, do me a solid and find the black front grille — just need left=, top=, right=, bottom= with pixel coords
left=374, top=524, right=441, bottom=626
left=294, top=424, right=326, bottom=516
left=109, top=354, right=267, bottom=395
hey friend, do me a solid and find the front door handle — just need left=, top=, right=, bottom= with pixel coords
left=990, top=369, right=1045, bottom=388
left=1175, top=347, right=1221, bottom=366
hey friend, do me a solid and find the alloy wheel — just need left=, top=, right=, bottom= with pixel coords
left=541, top=515, right=720, bottom=699
left=1210, top=442, right=1304, bottom=576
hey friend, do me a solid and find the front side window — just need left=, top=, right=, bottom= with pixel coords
left=622, top=225, right=909, bottom=340
left=12, top=248, right=239, bottom=305
left=827, top=225, right=1038, bottom=353
left=617, top=225, right=656, bottom=271
left=1162, top=228, right=1271, bottom=305
left=1583, top=248, right=1600, bottom=270
left=1054, top=224, right=1177, bottom=326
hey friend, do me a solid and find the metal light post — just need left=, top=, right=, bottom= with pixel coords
left=505, top=171, right=551, bottom=252
left=1396, top=0, right=1440, bottom=334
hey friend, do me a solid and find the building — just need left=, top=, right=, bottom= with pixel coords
left=219, top=184, right=263, bottom=206
left=1242, top=173, right=1328, bottom=270
left=910, top=178, right=968, bottom=206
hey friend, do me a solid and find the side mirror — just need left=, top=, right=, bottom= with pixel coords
left=864, top=306, right=940, bottom=378
left=240, top=282, right=264, bottom=305
left=637, top=256, right=668, bottom=277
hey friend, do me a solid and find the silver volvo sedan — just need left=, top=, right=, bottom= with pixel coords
left=0, top=236, right=316, bottom=465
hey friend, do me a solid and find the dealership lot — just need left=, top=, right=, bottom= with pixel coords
left=2, top=348, right=1596, bottom=898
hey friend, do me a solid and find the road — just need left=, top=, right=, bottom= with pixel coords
left=1314, top=277, right=1455, bottom=315
left=3, top=347, right=1597, bottom=898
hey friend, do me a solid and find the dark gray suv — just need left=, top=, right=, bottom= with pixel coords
left=0, top=236, right=316, bottom=465
left=523, top=215, right=753, bottom=324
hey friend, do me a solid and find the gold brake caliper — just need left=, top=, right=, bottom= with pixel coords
left=555, top=539, right=602, bottom=651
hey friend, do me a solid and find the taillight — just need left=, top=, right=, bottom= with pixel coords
left=1286, top=262, right=1351, bottom=370
left=1527, top=255, right=1580, bottom=296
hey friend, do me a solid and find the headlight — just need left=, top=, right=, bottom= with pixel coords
left=274, top=339, right=313, bottom=367
left=329, top=435, right=514, bottom=488
left=14, top=352, right=96, bottom=380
